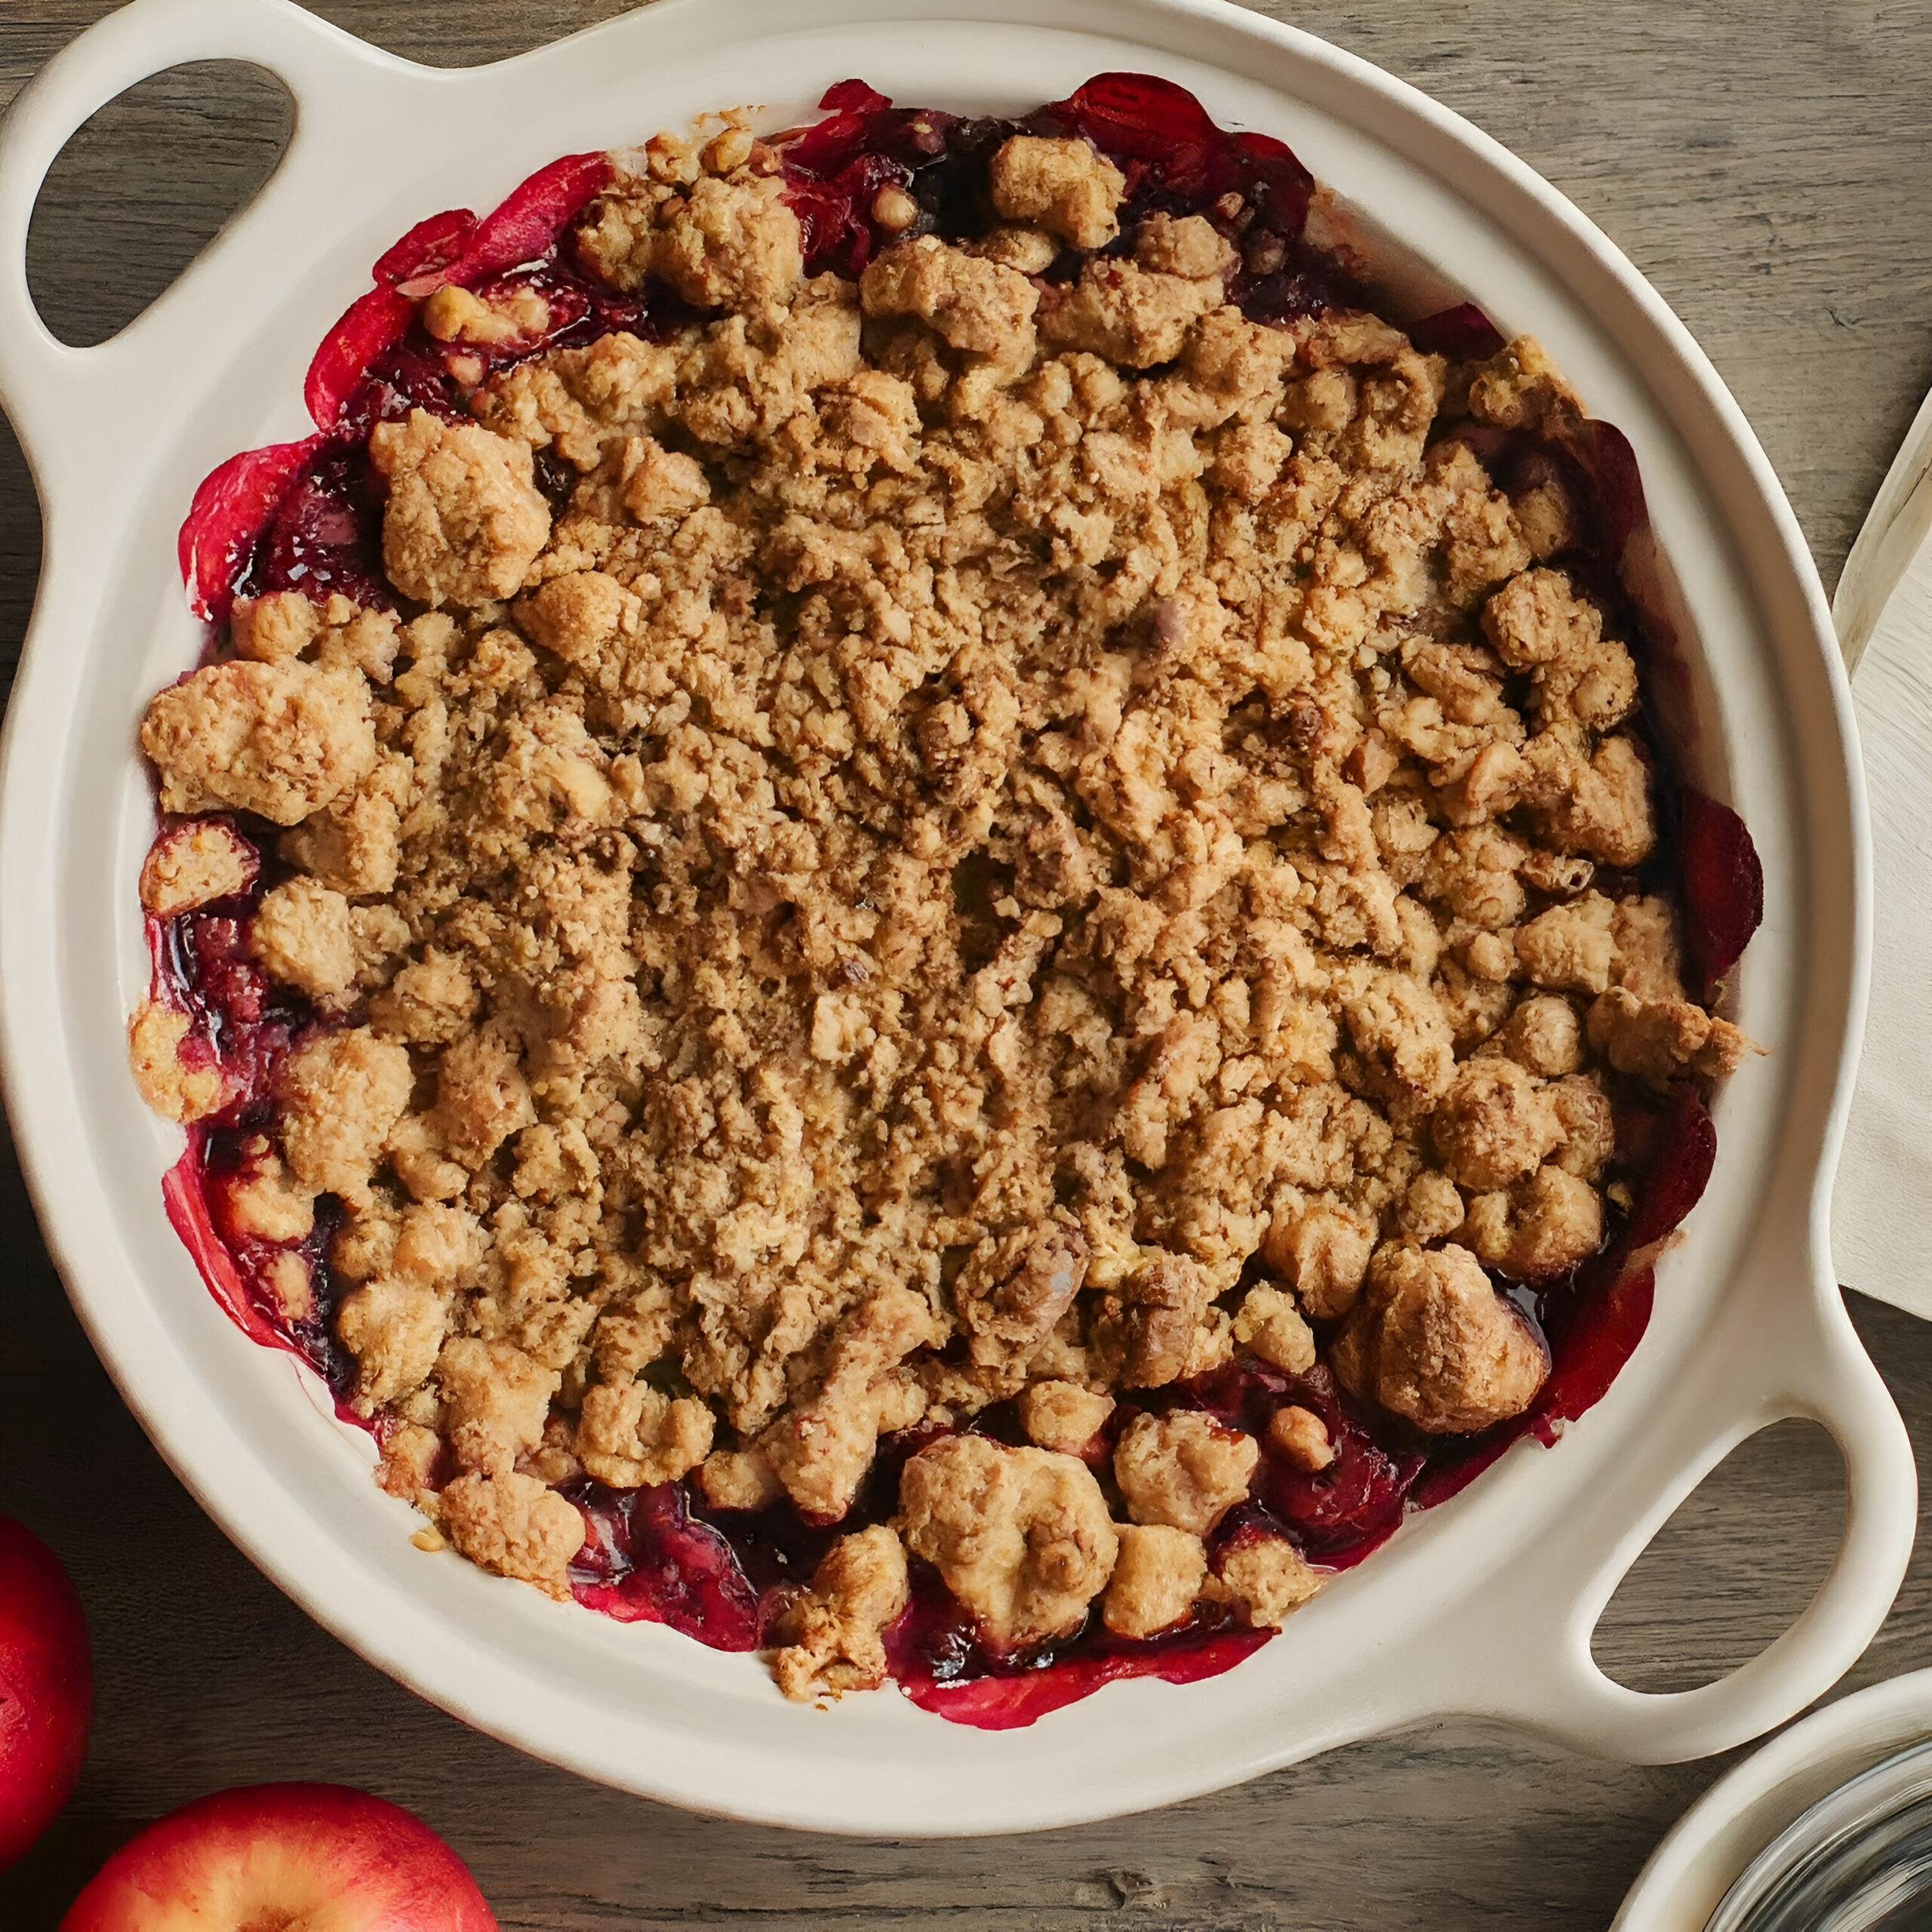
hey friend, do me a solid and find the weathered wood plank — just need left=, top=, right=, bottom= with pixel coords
left=2, top=4, right=1929, bottom=1926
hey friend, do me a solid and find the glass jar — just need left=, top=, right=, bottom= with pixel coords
left=1707, top=1737, right=1932, bottom=1930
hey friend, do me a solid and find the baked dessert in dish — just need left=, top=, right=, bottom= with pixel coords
left=128, top=73, right=1764, bottom=1726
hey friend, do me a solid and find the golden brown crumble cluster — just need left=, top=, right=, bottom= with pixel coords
left=131, top=121, right=1749, bottom=1700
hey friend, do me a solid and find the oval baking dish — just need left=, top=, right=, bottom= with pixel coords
left=0, top=0, right=1913, bottom=1836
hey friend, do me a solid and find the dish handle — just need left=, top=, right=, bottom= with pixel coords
left=0, top=0, right=405, bottom=476
left=1392, top=1256, right=1916, bottom=1763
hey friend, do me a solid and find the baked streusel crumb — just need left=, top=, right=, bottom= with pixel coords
left=133, top=80, right=1758, bottom=1712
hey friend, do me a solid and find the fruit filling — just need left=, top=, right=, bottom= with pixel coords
left=130, top=75, right=1762, bottom=1727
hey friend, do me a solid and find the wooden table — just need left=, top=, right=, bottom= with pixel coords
left=2, top=2, right=1930, bottom=1924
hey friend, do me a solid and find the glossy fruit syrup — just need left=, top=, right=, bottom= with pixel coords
left=178, top=150, right=659, bottom=626
left=145, top=848, right=357, bottom=1405
left=150, top=77, right=1764, bottom=1727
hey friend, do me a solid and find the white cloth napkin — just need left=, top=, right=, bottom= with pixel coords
left=1831, top=534, right=1932, bottom=1315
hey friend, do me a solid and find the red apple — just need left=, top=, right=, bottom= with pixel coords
left=59, top=1783, right=497, bottom=1931
left=0, top=1513, right=93, bottom=1869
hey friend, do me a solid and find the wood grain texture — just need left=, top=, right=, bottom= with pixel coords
left=1, top=3, right=1929, bottom=1925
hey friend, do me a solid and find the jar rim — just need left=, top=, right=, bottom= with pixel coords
left=1709, top=1736, right=1932, bottom=1931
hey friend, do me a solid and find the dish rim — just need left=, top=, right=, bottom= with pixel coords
left=0, top=0, right=1912, bottom=1835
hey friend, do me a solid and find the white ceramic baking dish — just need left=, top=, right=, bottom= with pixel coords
left=0, top=0, right=1914, bottom=1837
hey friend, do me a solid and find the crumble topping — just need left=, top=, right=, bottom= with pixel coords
left=1104, top=1523, right=1207, bottom=1639
left=1017, top=1379, right=1115, bottom=1454
left=1330, top=1242, right=1549, bottom=1434
left=1114, top=1411, right=1260, bottom=1535
left=988, top=135, right=1127, bottom=251
left=773, top=1523, right=910, bottom=1699
left=133, top=97, right=1758, bottom=1707
left=128, top=1000, right=226, bottom=1123
left=1206, top=1531, right=1321, bottom=1628
left=368, top=412, right=553, bottom=608
left=139, top=819, right=258, bottom=918
left=221, top=1137, right=317, bottom=1244
left=898, top=1436, right=1120, bottom=1648
left=1266, top=1404, right=1334, bottom=1471
left=140, top=659, right=377, bottom=825
left=439, top=1466, right=586, bottom=1600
